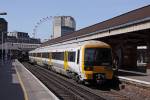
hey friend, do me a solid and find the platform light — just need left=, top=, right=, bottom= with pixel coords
left=137, top=46, right=147, bottom=49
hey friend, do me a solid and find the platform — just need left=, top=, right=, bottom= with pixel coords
left=118, top=69, right=150, bottom=88
left=0, top=59, right=59, bottom=100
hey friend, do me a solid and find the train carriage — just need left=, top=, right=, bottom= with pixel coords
left=29, top=40, right=114, bottom=84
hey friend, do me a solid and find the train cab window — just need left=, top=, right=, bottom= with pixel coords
left=68, top=52, right=76, bottom=62
left=77, top=50, right=80, bottom=64
left=84, top=48, right=112, bottom=66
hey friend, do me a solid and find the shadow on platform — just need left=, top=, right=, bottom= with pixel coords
left=0, top=59, right=25, bottom=100
left=118, top=70, right=147, bottom=76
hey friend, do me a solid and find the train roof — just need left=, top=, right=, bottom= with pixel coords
left=30, top=40, right=110, bottom=53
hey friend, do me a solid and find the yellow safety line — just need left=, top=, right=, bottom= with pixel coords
left=15, top=66, right=28, bottom=100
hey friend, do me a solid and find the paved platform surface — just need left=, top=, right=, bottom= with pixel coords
left=0, top=59, right=59, bottom=100
left=118, top=69, right=150, bottom=87
left=0, top=60, right=24, bottom=100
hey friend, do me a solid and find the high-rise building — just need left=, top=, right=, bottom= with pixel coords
left=53, top=16, right=76, bottom=38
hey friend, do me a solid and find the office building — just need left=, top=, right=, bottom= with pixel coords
left=53, top=16, right=76, bottom=38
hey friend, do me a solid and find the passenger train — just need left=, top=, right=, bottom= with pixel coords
left=29, top=40, right=114, bottom=84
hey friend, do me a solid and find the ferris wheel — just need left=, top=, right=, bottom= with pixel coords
left=32, top=16, right=53, bottom=39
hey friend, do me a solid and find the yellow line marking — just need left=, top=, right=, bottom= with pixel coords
left=15, top=65, right=28, bottom=100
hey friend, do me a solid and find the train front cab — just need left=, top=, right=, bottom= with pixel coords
left=81, top=45, right=114, bottom=84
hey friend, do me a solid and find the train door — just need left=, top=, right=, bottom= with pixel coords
left=40, top=53, right=42, bottom=65
left=64, top=51, right=69, bottom=71
left=48, top=52, right=52, bottom=66
left=77, top=49, right=81, bottom=72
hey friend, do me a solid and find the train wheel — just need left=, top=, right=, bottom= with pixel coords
left=95, top=80, right=106, bottom=88
left=66, top=71, right=72, bottom=79
left=76, top=75, right=83, bottom=84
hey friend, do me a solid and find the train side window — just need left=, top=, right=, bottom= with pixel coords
left=42, top=53, right=44, bottom=58
left=47, top=53, right=49, bottom=58
left=29, top=53, right=32, bottom=56
left=33, top=53, right=36, bottom=57
left=37, top=53, right=41, bottom=57
left=52, top=52, right=54, bottom=59
left=42, top=52, right=49, bottom=58
left=52, top=52, right=64, bottom=60
left=77, top=50, right=80, bottom=64
left=35, top=53, right=37, bottom=57
left=68, top=52, right=76, bottom=62
left=60, top=52, right=64, bottom=60
left=56, top=52, right=64, bottom=60
left=34, top=53, right=36, bottom=57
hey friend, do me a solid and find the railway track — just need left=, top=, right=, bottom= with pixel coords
left=22, top=62, right=129, bottom=100
left=23, top=62, right=104, bottom=100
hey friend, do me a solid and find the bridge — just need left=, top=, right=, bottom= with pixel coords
left=42, top=5, right=150, bottom=72
left=0, top=42, right=40, bottom=59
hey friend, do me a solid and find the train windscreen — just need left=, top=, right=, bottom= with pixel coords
left=84, top=48, right=112, bottom=66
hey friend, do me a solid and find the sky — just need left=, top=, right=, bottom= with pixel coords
left=0, top=0, right=150, bottom=41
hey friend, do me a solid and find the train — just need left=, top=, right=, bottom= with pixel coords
left=29, top=40, right=115, bottom=84
left=18, top=51, right=29, bottom=62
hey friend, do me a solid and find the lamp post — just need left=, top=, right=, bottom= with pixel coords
left=4, top=33, right=8, bottom=60
left=0, top=12, right=7, bottom=64
left=1, top=31, right=7, bottom=63
left=1, top=32, right=3, bottom=63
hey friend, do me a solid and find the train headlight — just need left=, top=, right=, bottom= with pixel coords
left=94, top=73, right=105, bottom=80
left=84, top=66, right=93, bottom=71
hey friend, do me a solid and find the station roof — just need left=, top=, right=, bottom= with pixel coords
left=42, top=5, right=150, bottom=47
